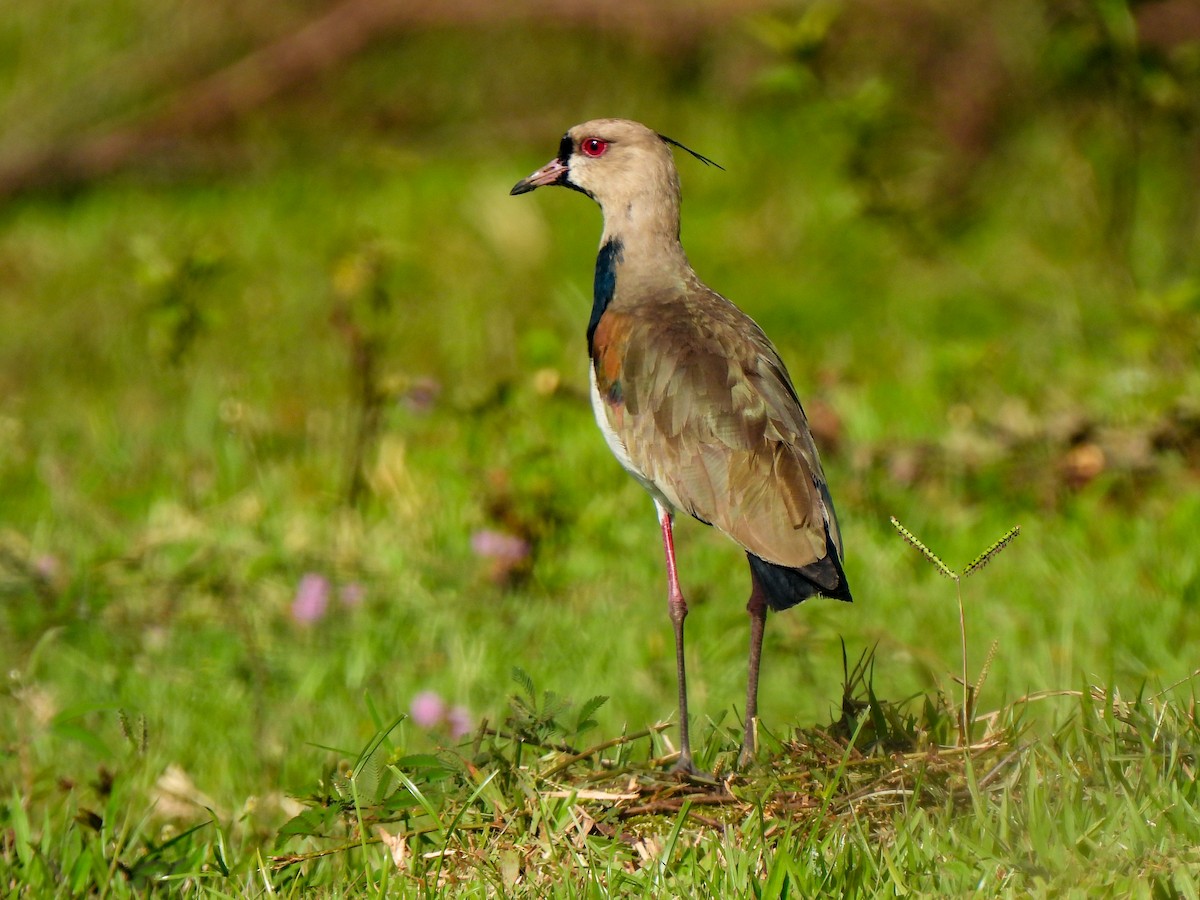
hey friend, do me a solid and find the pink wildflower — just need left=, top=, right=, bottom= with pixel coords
left=291, top=573, right=330, bottom=624
left=410, top=693, right=473, bottom=738
left=446, top=706, right=473, bottom=739
left=470, top=529, right=530, bottom=563
left=410, top=691, right=446, bottom=728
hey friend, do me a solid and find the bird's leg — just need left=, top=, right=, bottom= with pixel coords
left=656, top=502, right=697, bottom=775
left=738, top=574, right=769, bottom=769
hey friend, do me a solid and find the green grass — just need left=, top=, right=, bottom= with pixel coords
left=3, top=4, right=1200, bottom=895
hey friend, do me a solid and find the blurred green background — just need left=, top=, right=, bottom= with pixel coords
left=2, top=0, right=1199, bottom=828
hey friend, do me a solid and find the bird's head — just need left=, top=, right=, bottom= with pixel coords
left=511, top=118, right=719, bottom=219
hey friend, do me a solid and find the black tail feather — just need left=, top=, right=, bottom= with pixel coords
left=747, top=524, right=853, bottom=611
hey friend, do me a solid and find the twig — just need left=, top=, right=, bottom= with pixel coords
left=541, top=723, right=671, bottom=778
left=270, top=821, right=495, bottom=871
left=975, top=745, right=1028, bottom=790
left=475, top=726, right=579, bottom=756
left=619, top=794, right=736, bottom=818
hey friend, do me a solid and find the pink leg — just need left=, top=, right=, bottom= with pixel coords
left=657, top=503, right=696, bottom=775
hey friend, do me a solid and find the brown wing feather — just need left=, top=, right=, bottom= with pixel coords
left=600, top=287, right=837, bottom=570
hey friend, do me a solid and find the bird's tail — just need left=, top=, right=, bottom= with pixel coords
left=747, top=523, right=853, bottom=611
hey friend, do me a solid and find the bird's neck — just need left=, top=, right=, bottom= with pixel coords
left=600, top=189, right=684, bottom=255
left=597, top=195, right=692, bottom=287
left=587, top=199, right=693, bottom=353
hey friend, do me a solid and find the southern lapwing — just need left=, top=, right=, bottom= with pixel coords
left=511, top=118, right=852, bottom=773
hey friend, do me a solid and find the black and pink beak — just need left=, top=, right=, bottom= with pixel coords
left=512, top=134, right=575, bottom=195
left=510, top=156, right=569, bottom=195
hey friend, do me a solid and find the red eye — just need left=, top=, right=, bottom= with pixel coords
left=580, top=138, right=608, bottom=158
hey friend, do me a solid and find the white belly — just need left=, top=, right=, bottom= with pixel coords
left=589, top=364, right=673, bottom=513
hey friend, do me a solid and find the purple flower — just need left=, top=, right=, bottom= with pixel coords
left=470, top=529, right=530, bottom=563
left=291, top=573, right=330, bottom=624
left=410, top=691, right=446, bottom=728
left=410, top=693, right=473, bottom=738
left=446, top=706, right=473, bottom=739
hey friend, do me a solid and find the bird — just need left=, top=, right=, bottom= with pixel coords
left=511, top=118, right=852, bottom=774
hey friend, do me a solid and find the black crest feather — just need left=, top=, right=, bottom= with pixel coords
left=658, top=134, right=724, bottom=170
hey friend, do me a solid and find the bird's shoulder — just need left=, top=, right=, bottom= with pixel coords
left=592, top=283, right=809, bottom=443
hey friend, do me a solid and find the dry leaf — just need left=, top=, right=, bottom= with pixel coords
left=377, top=827, right=408, bottom=871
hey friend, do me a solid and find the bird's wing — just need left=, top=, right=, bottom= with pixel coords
left=591, top=290, right=840, bottom=571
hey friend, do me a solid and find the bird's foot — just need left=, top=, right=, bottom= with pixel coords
left=669, top=754, right=718, bottom=785
left=736, top=720, right=758, bottom=772
left=735, top=745, right=757, bottom=772
left=670, top=753, right=698, bottom=776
